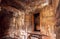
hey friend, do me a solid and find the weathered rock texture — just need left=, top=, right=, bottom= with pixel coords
left=1, top=0, right=60, bottom=39
left=56, top=1, right=60, bottom=39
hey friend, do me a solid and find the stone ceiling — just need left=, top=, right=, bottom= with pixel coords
left=1, top=0, right=49, bottom=13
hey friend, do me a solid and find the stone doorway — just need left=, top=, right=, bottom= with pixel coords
left=26, top=11, right=41, bottom=39
left=33, top=13, right=40, bottom=32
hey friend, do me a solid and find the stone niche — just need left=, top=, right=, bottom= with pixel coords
left=33, top=13, right=40, bottom=32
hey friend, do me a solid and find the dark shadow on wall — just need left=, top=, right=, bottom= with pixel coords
left=0, top=8, right=13, bottom=39
left=56, top=0, right=60, bottom=27
left=56, top=0, right=60, bottom=39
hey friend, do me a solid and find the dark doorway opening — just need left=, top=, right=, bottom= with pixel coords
left=34, top=13, right=40, bottom=32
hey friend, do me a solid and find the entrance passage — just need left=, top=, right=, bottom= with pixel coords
left=34, top=13, right=40, bottom=32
